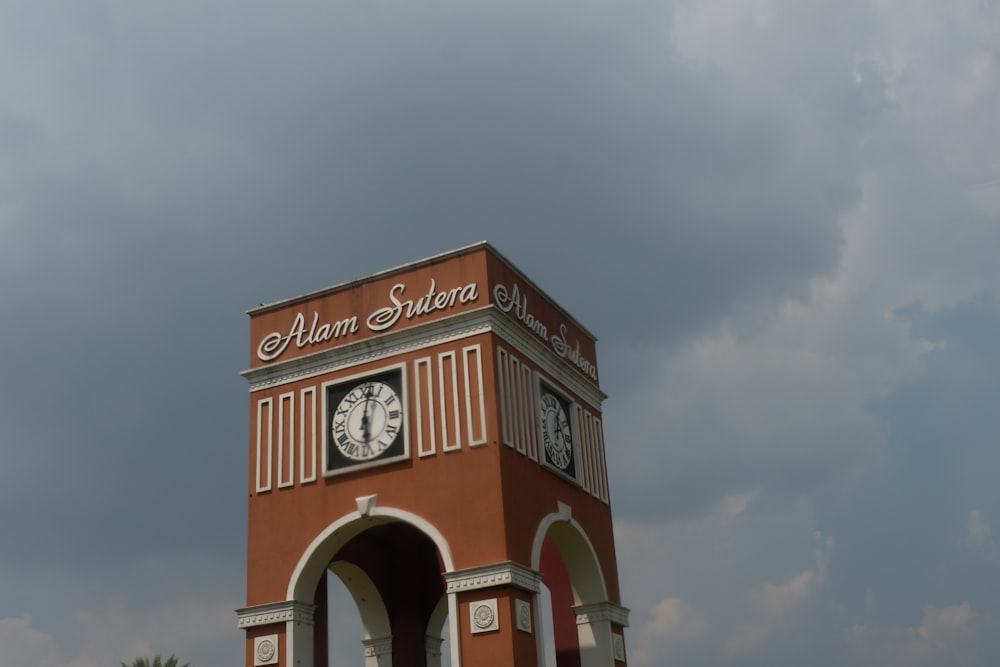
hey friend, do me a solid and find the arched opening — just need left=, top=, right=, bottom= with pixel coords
left=325, top=572, right=367, bottom=666
left=539, top=582, right=557, bottom=667
left=540, top=536, right=583, bottom=667
left=425, top=594, right=453, bottom=667
left=531, top=511, right=615, bottom=667
left=288, top=508, right=457, bottom=667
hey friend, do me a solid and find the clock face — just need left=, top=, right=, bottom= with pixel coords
left=540, top=389, right=575, bottom=474
left=326, top=369, right=407, bottom=473
left=332, top=380, right=402, bottom=461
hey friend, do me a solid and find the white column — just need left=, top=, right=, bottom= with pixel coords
left=362, top=635, right=392, bottom=667
left=573, top=602, right=629, bottom=667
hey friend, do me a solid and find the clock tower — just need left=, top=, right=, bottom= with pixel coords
left=238, top=243, right=629, bottom=666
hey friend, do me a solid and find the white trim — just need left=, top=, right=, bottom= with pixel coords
left=283, top=509, right=461, bottom=667
left=286, top=505, right=455, bottom=601
left=425, top=634, right=445, bottom=667
left=517, top=361, right=531, bottom=455
left=497, top=347, right=514, bottom=448
left=463, top=344, right=488, bottom=447
left=256, top=397, right=273, bottom=493
left=416, top=357, right=436, bottom=457
left=580, top=409, right=593, bottom=495
left=439, top=350, right=461, bottom=452
left=425, top=595, right=450, bottom=667
left=247, top=241, right=599, bottom=342
left=574, top=602, right=630, bottom=627
left=244, top=308, right=493, bottom=391
left=236, top=600, right=316, bottom=628
left=277, top=391, right=295, bottom=489
left=522, top=366, right=541, bottom=463
left=594, top=416, right=609, bottom=503
left=448, top=592, right=461, bottom=667
left=529, top=506, right=609, bottom=603
left=444, top=561, right=542, bottom=594
left=243, top=308, right=607, bottom=410
left=362, top=636, right=393, bottom=657
left=299, top=387, right=317, bottom=483
left=514, top=356, right=529, bottom=454
left=490, top=312, right=606, bottom=408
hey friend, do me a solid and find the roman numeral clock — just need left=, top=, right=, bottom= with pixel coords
left=238, top=243, right=630, bottom=667
left=327, top=368, right=406, bottom=471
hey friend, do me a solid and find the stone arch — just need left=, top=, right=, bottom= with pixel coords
left=530, top=503, right=616, bottom=666
left=328, top=561, right=391, bottom=664
left=288, top=501, right=455, bottom=602
left=285, top=499, right=458, bottom=667
left=424, top=594, right=450, bottom=667
left=530, top=504, right=608, bottom=605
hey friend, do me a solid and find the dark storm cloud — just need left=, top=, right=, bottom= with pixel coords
left=2, top=1, right=999, bottom=666
left=0, top=0, right=857, bottom=569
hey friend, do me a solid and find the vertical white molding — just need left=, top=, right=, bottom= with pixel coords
left=256, top=397, right=273, bottom=493
left=583, top=411, right=601, bottom=498
left=416, top=357, right=437, bottom=457
left=524, top=367, right=539, bottom=461
left=580, top=410, right=594, bottom=495
left=517, top=363, right=538, bottom=459
left=511, top=357, right=526, bottom=454
left=449, top=591, right=462, bottom=667
left=300, top=387, right=317, bottom=484
left=440, top=351, right=461, bottom=452
left=463, top=345, right=488, bottom=447
left=594, top=416, right=609, bottom=503
left=278, top=392, right=295, bottom=489
left=288, top=618, right=314, bottom=667
left=498, top=348, right=514, bottom=448
left=572, top=403, right=584, bottom=484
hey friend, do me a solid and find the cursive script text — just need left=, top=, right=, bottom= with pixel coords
left=493, top=282, right=598, bottom=381
left=367, top=279, right=479, bottom=331
left=257, top=312, right=359, bottom=361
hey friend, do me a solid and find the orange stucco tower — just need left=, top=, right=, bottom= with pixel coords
left=238, top=243, right=629, bottom=667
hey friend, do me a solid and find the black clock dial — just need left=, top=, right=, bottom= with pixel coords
left=540, top=388, right=575, bottom=475
left=326, top=369, right=407, bottom=473
left=332, top=380, right=402, bottom=461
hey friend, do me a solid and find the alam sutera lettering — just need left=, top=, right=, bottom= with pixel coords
left=256, top=278, right=480, bottom=362
left=257, top=312, right=359, bottom=362
left=367, top=279, right=479, bottom=331
left=493, top=281, right=598, bottom=382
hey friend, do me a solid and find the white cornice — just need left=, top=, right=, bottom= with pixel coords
left=444, top=561, right=542, bottom=594
left=243, top=307, right=608, bottom=409
left=362, top=636, right=393, bottom=657
left=489, top=312, right=607, bottom=407
left=236, top=600, right=317, bottom=629
left=242, top=307, right=494, bottom=391
left=245, top=242, right=598, bottom=342
left=573, top=601, right=630, bottom=627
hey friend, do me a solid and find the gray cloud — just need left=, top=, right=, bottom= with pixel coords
left=1, top=1, right=998, bottom=665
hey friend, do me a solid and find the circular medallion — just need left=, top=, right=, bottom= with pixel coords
left=519, top=604, right=531, bottom=628
left=256, top=638, right=276, bottom=662
left=473, top=603, right=496, bottom=629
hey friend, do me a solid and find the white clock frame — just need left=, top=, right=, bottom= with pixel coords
left=537, top=378, right=581, bottom=483
left=322, top=362, right=410, bottom=476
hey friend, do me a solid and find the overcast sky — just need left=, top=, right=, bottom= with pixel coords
left=2, top=1, right=999, bottom=665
